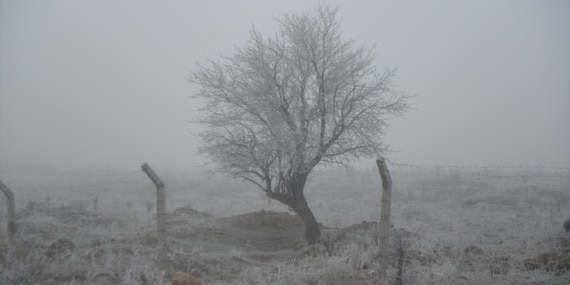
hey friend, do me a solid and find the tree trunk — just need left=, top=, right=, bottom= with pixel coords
left=264, top=172, right=321, bottom=244
left=288, top=173, right=321, bottom=245
left=292, top=192, right=320, bottom=245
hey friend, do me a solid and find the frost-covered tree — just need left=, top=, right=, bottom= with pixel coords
left=191, top=5, right=409, bottom=244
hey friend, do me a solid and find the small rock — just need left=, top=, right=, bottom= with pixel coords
left=464, top=245, right=484, bottom=256
left=171, top=271, right=201, bottom=285
left=564, top=220, right=570, bottom=233
left=45, top=239, right=74, bottom=260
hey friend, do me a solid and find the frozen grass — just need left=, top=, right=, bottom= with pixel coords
left=0, top=164, right=569, bottom=284
left=0, top=202, right=166, bottom=284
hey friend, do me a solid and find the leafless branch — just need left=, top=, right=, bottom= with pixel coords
left=191, top=3, right=409, bottom=193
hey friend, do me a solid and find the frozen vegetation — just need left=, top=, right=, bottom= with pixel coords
left=1, top=162, right=569, bottom=284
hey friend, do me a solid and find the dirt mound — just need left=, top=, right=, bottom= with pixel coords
left=168, top=207, right=212, bottom=219
left=221, top=210, right=303, bottom=231
left=215, top=210, right=306, bottom=252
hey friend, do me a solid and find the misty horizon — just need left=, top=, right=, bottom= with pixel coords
left=1, top=0, right=569, bottom=171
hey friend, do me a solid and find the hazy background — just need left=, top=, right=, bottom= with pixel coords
left=1, top=0, right=568, bottom=171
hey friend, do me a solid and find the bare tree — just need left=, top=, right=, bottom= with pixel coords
left=191, top=5, right=409, bottom=244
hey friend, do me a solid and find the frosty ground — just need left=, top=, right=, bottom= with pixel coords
left=1, top=163, right=569, bottom=284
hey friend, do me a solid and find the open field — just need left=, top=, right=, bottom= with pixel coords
left=1, top=163, right=569, bottom=284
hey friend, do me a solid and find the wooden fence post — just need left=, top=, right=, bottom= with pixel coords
left=0, top=179, right=16, bottom=246
left=141, top=163, right=168, bottom=270
left=376, top=156, right=392, bottom=283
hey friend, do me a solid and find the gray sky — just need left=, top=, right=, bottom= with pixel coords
left=1, top=0, right=569, bottom=170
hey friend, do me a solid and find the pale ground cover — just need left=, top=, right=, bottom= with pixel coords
left=1, top=163, right=569, bottom=284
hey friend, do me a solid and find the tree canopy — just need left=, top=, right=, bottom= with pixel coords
left=191, top=5, right=409, bottom=244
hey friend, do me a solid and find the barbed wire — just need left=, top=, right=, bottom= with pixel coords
left=388, top=162, right=570, bottom=171
left=47, top=170, right=147, bottom=192
left=391, top=171, right=570, bottom=178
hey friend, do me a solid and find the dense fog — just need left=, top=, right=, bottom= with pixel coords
left=1, top=0, right=568, bottom=170
left=1, top=1, right=569, bottom=284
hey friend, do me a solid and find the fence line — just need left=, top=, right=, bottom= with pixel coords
left=4, top=163, right=569, bottom=196
left=63, top=170, right=144, bottom=188
left=385, top=162, right=570, bottom=179
left=391, top=171, right=570, bottom=178
left=388, top=162, right=570, bottom=171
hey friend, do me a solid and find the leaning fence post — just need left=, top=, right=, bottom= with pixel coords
left=376, top=156, right=393, bottom=283
left=0, top=179, right=16, bottom=246
left=141, top=163, right=168, bottom=270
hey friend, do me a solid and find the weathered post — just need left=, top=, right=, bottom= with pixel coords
left=376, top=156, right=392, bottom=283
left=0, top=179, right=16, bottom=246
left=141, top=163, right=167, bottom=270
